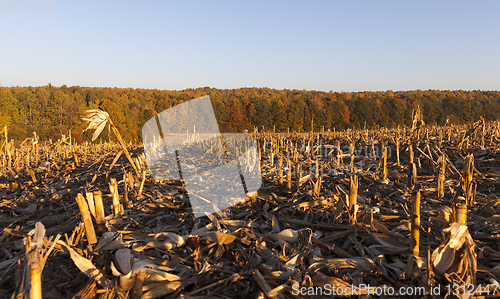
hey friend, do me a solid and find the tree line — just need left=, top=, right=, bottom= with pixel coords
left=1, top=85, right=499, bottom=143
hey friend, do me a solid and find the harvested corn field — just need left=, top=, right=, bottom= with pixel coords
left=2, top=117, right=500, bottom=298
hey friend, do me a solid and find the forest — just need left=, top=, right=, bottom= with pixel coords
left=1, top=84, right=499, bottom=143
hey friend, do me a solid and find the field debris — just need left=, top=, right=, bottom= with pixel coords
left=1, top=119, right=500, bottom=298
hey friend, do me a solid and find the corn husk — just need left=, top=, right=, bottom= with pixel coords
left=431, top=222, right=477, bottom=296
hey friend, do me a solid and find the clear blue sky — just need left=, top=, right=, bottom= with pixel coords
left=1, top=0, right=499, bottom=92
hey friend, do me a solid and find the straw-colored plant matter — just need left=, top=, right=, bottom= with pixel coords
left=3, top=119, right=500, bottom=298
left=431, top=223, right=477, bottom=298
left=82, top=109, right=139, bottom=176
left=411, top=190, right=421, bottom=258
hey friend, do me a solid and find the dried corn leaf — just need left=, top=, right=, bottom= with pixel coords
left=284, top=254, right=300, bottom=272
left=58, top=240, right=112, bottom=288
left=95, top=232, right=125, bottom=251
left=267, top=282, right=287, bottom=298
left=118, top=270, right=134, bottom=291
left=269, top=271, right=293, bottom=280
left=271, top=214, right=280, bottom=233
left=141, top=281, right=181, bottom=299
left=153, top=232, right=186, bottom=249
left=296, top=199, right=329, bottom=209
left=110, top=261, right=123, bottom=276
left=432, top=223, right=474, bottom=275
left=143, top=269, right=180, bottom=283
left=197, top=260, right=212, bottom=274
left=132, top=260, right=158, bottom=272
left=115, top=248, right=133, bottom=274
left=269, top=229, right=298, bottom=243
left=204, top=231, right=236, bottom=245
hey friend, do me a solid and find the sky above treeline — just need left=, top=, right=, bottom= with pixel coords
left=1, top=0, right=499, bottom=92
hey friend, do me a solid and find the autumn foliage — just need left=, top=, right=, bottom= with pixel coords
left=1, top=85, right=499, bottom=143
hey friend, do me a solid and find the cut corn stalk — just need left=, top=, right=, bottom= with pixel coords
left=75, top=193, right=97, bottom=245
left=109, top=178, right=124, bottom=216
left=462, top=154, right=474, bottom=206
left=437, top=155, right=446, bottom=198
left=93, top=191, right=106, bottom=233
left=411, top=190, right=421, bottom=258
left=349, top=175, right=358, bottom=224
left=456, top=201, right=467, bottom=225
left=25, top=222, right=61, bottom=299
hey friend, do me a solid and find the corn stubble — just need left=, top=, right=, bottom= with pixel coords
left=1, top=114, right=500, bottom=298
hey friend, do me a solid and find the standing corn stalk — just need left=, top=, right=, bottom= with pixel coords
left=93, top=191, right=107, bottom=233
left=409, top=144, right=414, bottom=164
left=408, top=162, right=417, bottom=190
left=411, top=105, right=424, bottom=144
left=312, top=160, right=321, bottom=198
left=436, top=155, right=446, bottom=198
left=295, top=162, right=302, bottom=192
left=456, top=199, right=468, bottom=225
left=411, top=190, right=421, bottom=257
left=382, top=146, right=388, bottom=182
left=109, top=178, right=124, bottom=216
left=349, top=175, right=358, bottom=224
left=25, top=222, right=61, bottom=299
left=75, top=193, right=98, bottom=245
left=462, top=154, right=474, bottom=206
left=377, top=145, right=388, bottom=183
left=407, top=144, right=417, bottom=189
left=336, top=140, right=342, bottom=171
left=395, top=138, right=400, bottom=166
left=349, top=143, right=355, bottom=173
left=82, top=109, right=139, bottom=177
left=286, top=159, right=292, bottom=189
left=279, top=156, right=283, bottom=185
